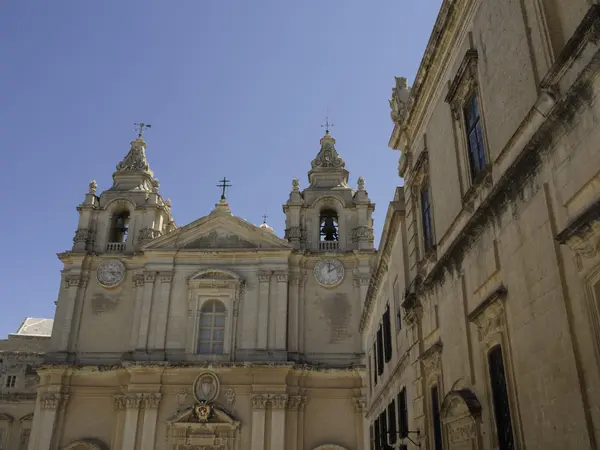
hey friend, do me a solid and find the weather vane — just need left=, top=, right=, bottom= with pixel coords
left=217, top=177, right=232, bottom=200
left=134, top=122, right=152, bottom=137
left=321, top=113, right=334, bottom=135
left=262, top=213, right=268, bottom=223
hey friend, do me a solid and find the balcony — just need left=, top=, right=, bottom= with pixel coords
left=319, top=241, right=339, bottom=251
left=106, top=242, right=126, bottom=253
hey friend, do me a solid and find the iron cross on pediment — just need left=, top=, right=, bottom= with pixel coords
left=217, top=177, right=232, bottom=200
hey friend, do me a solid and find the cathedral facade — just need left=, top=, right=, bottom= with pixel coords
left=363, top=2, right=600, bottom=450
left=14, top=130, right=375, bottom=450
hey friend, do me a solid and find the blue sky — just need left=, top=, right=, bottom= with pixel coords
left=0, top=0, right=441, bottom=337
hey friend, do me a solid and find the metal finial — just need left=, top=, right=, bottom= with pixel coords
left=262, top=214, right=268, bottom=224
left=134, top=122, right=152, bottom=137
left=320, top=113, right=335, bottom=135
left=217, top=177, right=232, bottom=200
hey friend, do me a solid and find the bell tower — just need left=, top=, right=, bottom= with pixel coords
left=71, top=132, right=175, bottom=255
left=283, top=130, right=375, bottom=252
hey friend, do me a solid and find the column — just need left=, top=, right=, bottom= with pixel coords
left=250, top=394, right=268, bottom=450
left=270, top=394, right=288, bottom=450
left=120, top=394, right=142, bottom=450
left=26, top=391, right=42, bottom=450
left=136, top=272, right=156, bottom=350
left=297, top=396, right=306, bottom=450
left=273, top=272, right=288, bottom=351
left=152, top=272, right=173, bottom=350
left=140, top=394, right=162, bottom=450
left=257, top=272, right=271, bottom=350
left=286, top=396, right=301, bottom=450
left=128, top=272, right=146, bottom=351
left=35, top=393, right=65, bottom=450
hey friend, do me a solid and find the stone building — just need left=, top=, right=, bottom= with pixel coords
left=0, top=319, right=52, bottom=450
left=363, top=2, right=600, bottom=450
left=19, top=128, right=375, bottom=450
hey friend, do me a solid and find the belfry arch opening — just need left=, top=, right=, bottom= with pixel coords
left=109, top=211, right=130, bottom=243
left=319, top=209, right=339, bottom=242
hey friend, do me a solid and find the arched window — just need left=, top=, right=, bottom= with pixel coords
left=319, top=209, right=339, bottom=242
left=197, top=300, right=226, bottom=355
left=109, top=211, right=130, bottom=243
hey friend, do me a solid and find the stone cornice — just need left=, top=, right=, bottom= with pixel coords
left=556, top=196, right=600, bottom=245
left=37, top=361, right=365, bottom=375
left=359, top=198, right=405, bottom=333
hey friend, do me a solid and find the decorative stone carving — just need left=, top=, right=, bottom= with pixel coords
left=292, top=177, right=300, bottom=191
left=116, top=138, right=150, bottom=173
left=441, top=389, right=482, bottom=448
left=73, top=228, right=91, bottom=244
left=251, top=394, right=269, bottom=409
left=420, top=340, right=443, bottom=382
left=151, top=178, right=160, bottom=193
left=132, top=272, right=145, bottom=288
left=193, top=372, right=220, bottom=403
left=445, top=50, right=479, bottom=122
left=275, top=271, right=288, bottom=283
left=41, top=393, right=64, bottom=410
left=88, top=180, right=97, bottom=195
left=143, top=393, right=162, bottom=409
left=287, top=395, right=304, bottom=411
left=177, top=388, right=191, bottom=406
left=224, top=388, right=235, bottom=405
left=311, top=134, right=345, bottom=169
left=354, top=397, right=367, bottom=414
left=389, top=76, right=411, bottom=124
left=257, top=271, right=271, bottom=283
left=138, top=228, right=162, bottom=245
left=145, top=271, right=156, bottom=283
left=269, top=394, right=288, bottom=409
left=160, top=272, right=173, bottom=283
left=352, top=226, right=374, bottom=243
left=357, top=176, right=365, bottom=190
left=63, top=274, right=87, bottom=289
left=468, top=285, right=507, bottom=343
left=123, top=394, right=143, bottom=409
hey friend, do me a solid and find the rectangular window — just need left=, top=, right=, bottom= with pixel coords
left=431, top=385, right=443, bottom=450
left=369, top=425, right=375, bottom=450
left=380, top=410, right=390, bottom=450
left=393, top=277, right=402, bottom=331
left=374, top=417, right=381, bottom=450
left=397, top=387, right=409, bottom=439
left=488, top=346, right=515, bottom=450
left=368, top=353, right=373, bottom=393
left=387, top=399, right=397, bottom=445
left=376, top=326, right=384, bottom=376
left=373, top=343, right=378, bottom=385
left=383, top=304, right=393, bottom=362
left=463, top=92, right=486, bottom=181
left=5, top=375, right=16, bottom=388
left=421, top=183, right=434, bottom=252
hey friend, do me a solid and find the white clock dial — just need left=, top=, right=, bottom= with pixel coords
left=96, top=259, right=126, bottom=288
left=314, top=259, right=345, bottom=287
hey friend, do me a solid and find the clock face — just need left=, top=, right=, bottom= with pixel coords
left=314, top=259, right=345, bottom=287
left=96, top=259, right=126, bottom=288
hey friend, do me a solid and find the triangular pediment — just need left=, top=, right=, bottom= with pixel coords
left=143, top=213, right=291, bottom=251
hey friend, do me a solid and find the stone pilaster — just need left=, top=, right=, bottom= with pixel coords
left=140, top=394, right=161, bottom=450
left=270, top=394, right=288, bottom=450
left=354, top=396, right=367, bottom=450
left=288, top=274, right=301, bottom=355
left=136, top=272, right=156, bottom=350
left=117, top=394, right=143, bottom=450
left=256, top=271, right=271, bottom=350
left=250, top=394, right=268, bottom=450
left=274, top=272, right=289, bottom=350
left=151, top=271, right=173, bottom=351
left=57, top=273, right=88, bottom=352
left=128, top=272, right=145, bottom=352
left=35, top=393, right=68, bottom=450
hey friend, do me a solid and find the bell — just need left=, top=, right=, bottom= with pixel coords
left=321, top=217, right=338, bottom=241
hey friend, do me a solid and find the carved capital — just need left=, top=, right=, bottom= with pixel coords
left=72, top=228, right=93, bottom=244
left=274, top=272, right=288, bottom=283
left=251, top=394, right=269, bottom=409
left=160, top=272, right=173, bottom=283
left=132, top=272, right=145, bottom=288
left=142, top=393, right=162, bottom=408
left=63, top=275, right=87, bottom=289
left=468, top=285, right=507, bottom=343
left=353, top=276, right=370, bottom=287
left=257, top=271, right=271, bottom=283
left=269, top=394, right=288, bottom=409
left=41, top=393, right=66, bottom=410
left=287, top=395, right=305, bottom=411
left=116, top=393, right=143, bottom=409
left=354, top=396, right=367, bottom=414
left=144, top=272, right=156, bottom=283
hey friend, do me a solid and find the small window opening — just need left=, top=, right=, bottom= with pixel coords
left=320, top=209, right=339, bottom=241
left=5, top=375, right=16, bottom=388
left=109, top=211, right=130, bottom=243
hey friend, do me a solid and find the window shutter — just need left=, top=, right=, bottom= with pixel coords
left=373, top=343, right=378, bottom=384
left=488, top=346, right=515, bottom=450
left=383, top=305, right=393, bottom=362
left=431, top=385, right=443, bottom=450
left=388, top=399, right=397, bottom=444
left=397, top=388, right=408, bottom=439
left=376, top=326, right=384, bottom=375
